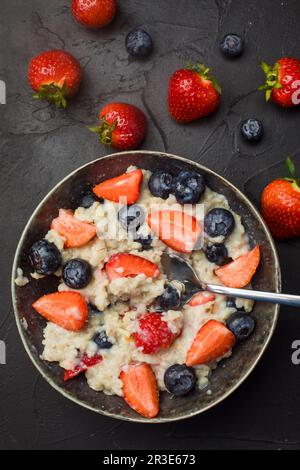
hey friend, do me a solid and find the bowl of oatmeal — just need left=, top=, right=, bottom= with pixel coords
left=11, top=151, right=280, bottom=422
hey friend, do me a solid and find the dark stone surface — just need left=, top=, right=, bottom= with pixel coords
left=1, top=0, right=300, bottom=450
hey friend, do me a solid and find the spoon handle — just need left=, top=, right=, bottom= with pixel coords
left=206, top=284, right=300, bottom=307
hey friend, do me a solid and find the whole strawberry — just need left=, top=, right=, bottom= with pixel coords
left=168, top=63, right=221, bottom=123
left=90, top=103, right=147, bottom=150
left=261, top=158, right=300, bottom=240
left=71, top=0, right=116, bottom=29
left=259, top=57, right=300, bottom=108
left=28, top=50, right=82, bottom=108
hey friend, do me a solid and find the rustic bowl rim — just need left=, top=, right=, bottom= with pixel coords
left=11, top=150, right=281, bottom=423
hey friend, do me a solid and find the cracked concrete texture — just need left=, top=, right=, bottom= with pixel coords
left=1, top=0, right=300, bottom=450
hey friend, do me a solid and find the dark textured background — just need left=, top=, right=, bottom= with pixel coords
left=1, top=0, right=300, bottom=450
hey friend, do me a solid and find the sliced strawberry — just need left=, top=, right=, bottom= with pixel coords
left=105, top=253, right=160, bottom=281
left=64, top=354, right=102, bottom=381
left=187, top=292, right=216, bottom=307
left=147, top=210, right=202, bottom=253
left=93, top=169, right=143, bottom=204
left=32, top=291, right=88, bottom=331
left=120, top=363, right=159, bottom=418
left=51, top=209, right=96, bottom=248
left=186, top=320, right=236, bottom=366
left=215, top=245, right=260, bottom=288
left=132, top=312, right=179, bottom=354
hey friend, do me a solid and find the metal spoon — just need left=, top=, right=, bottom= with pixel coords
left=161, top=253, right=300, bottom=307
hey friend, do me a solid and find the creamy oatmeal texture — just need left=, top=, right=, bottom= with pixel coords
left=36, top=167, right=253, bottom=397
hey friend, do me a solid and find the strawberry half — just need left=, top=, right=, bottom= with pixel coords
left=105, top=253, right=160, bottom=281
left=215, top=246, right=260, bottom=289
left=147, top=210, right=202, bottom=253
left=71, top=0, right=116, bottom=29
left=132, top=312, right=179, bottom=354
left=187, top=292, right=216, bottom=307
left=51, top=209, right=96, bottom=248
left=259, top=57, right=300, bottom=107
left=168, top=63, right=221, bottom=123
left=186, top=320, right=236, bottom=366
left=93, top=169, right=143, bottom=204
left=32, top=291, right=88, bottom=331
left=28, top=50, right=82, bottom=108
left=64, top=353, right=102, bottom=381
left=120, top=363, right=159, bottom=418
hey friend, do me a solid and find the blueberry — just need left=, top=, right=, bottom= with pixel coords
left=204, top=208, right=235, bottom=238
left=226, top=297, right=245, bottom=311
left=148, top=171, right=173, bottom=199
left=118, top=204, right=145, bottom=232
left=79, top=190, right=103, bottom=209
left=134, top=234, right=153, bottom=250
left=164, top=364, right=196, bottom=397
left=226, top=312, right=255, bottom=341
left=126, top=29, right=153, bottom=58
left=29, top=239, right=62, bottom=275
left=172, top=171, right=206, bottom=204
left=205, top=243, right=229, bottom=266
left=241, top=118, right=264, bottom=143
left=220, top=33, right=244, bottom=57
left=181, top=281, right=201, bottom=305
left=63, top=258, right=92, bottom=289
left=157, top=285, right=181, bottom=311
left=93, top=330, right=113, bottom=349
left=88, top=303, right=102, bottom=315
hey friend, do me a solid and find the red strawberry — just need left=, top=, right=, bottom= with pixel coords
left=51, top=209, right=96, bottom=248
left=64, top=353, right=102, bottom=381
left=120, top=363, right=159, bottom=418
left=215, top=246, right=260, bottom=289
left=90, top=103, right=147, bottom=150
left=168, top=63, right=221, bottom=123
left=93, top=169, right=143, bottom=204
left=71, top=0, right=116, bottom=29
left=132, top=312, right=179, bottom=354
left=147, top=210, right=202, bottom=253
left=186, top=320, right=236, bottom=366
left=32, top=291, right=88, bottom=331
left=261, top=157, right=300, bottom=239
left=259, top=57, right=300, bottom=107
left=28, top=50, right=82, bottom=108
left=187, top=292, right=216, bottom=307
left=105, top=253, right=160, bottom=281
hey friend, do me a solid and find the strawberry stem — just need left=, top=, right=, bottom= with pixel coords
left=33, top=82, right=69, bottom=108
left=284, top=157, right=300, bottom=190
left=186, top=62, right=222, bottom=94
left=258, top=61, right=282, bottom=101
left=89, top=118, right=117, bottom=146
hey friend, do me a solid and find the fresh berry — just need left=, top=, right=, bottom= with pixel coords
left=118, top=204, right=145, bottom=232
left=126, top=29, right=153, bottom=58
left=32, top=291, right=88, bottom=331
left=204, top=208, right=235, bottom=238
left=134, top=233, right=153, bottom=250
left=132, top=312, right=178, bottom=354
left=156, top=285, right=181, bottom=311
left=93, top=330, right=113, bottom=349
left=261, top=157, right=300, bottom=239
left=204, top=243, right=229, bottom=266
left=64, top=353, right=102, bottom=381
left=187, top=292, right=216, bottom=307
left=226, top=312, right=255, bottom=341
left=93, top=169, right=143, bottom=205
left=28, top=50, right=82, bottom=108
left=164, top=364, right=196, bottom=397
left=215, top=245, right=260, bottom=288
left=120, top=363, right=159, bottom=418
left=259, top=57, right=300, bottom=107
left=79, top=190, right=103, bottom=208
left=172, top=171, right=206, bottom=204
left=147, top=210, right=202, bottom=253
left=63, top=258, right=92, bottom=289
left=148, top=171, right=173, bottom=199
left=105, top=253, right=160, bottom=281
left=220, top=34, right=244, bottom=57
left=90, top=103, right=147, bottom=150
left=51, top=209, right=96, bottom=248
left=168, top=63, right=221, bottom=123
left=71, top=0, right=116, bottom=29
left=241, top=118, right=264, bottom=142
left=29, top=239, right=62, bottom=275
left=186, top=320, right=236, bottom=366
left=88, top=302, right=102, bottom=315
